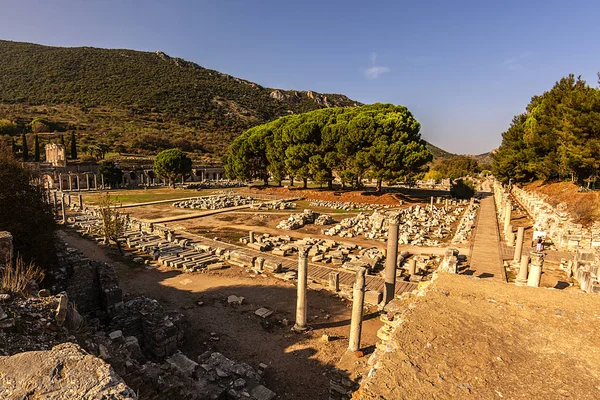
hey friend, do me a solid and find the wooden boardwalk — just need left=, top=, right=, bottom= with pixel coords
left=465, top=192, right=506, bottom=281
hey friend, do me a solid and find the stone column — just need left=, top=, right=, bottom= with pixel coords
left=293, top=246, right=310, bottom=331
left=407, top=258, right=416, bottom=275
left=61, top=194, right=67, bottom=224
left=513, top=227, right=525, bottom=263
left=101, top=174, right=105, bottom=189
left=384, top=215, right=400, bottom=305
left=94, top=174, right=97, bottom=190
left=430, top=196, right=434, bottom=211
left=503, top=201, right=511, bottom=235
left=78, top=194, right=83, bottom=210
left=527, top=252, right=544, bottom=287
left=329, top=272, right=340, bottom=292
left=68, top=175, right=72, bottom=192
left=249, top=231, right=255, bottom=244
left=517, top=254, right=529, bottom=283
left=348, top=267, right=367, bottom=352
left=58, top=174, right=63, bottom=191
left=67, top=194, right=71, bottom=207
left=52, top=191, right=57, bottom=212
left=507, top=225, right=515, bottom=246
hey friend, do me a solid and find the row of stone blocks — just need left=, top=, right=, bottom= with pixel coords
left=124, top=231, right=224, bottom=272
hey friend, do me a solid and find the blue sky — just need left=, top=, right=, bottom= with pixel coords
left=1, top=0, right=599, bottom=154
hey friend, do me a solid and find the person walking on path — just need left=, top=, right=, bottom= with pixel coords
left=536, top=237, right=543, bottom=252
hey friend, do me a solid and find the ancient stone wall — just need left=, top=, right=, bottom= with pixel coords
left=0, top=231, right=13, bottom=265
left=57, top=241, right=123, bottom=316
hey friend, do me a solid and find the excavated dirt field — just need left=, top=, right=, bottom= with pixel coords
left=60, top=230, right=381, bottom=400
left=356, top=273, right=600, bottom=400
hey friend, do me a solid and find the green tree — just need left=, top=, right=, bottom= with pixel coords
left=0, top=119, right=17, bottom=135
left=0, top=148, right=56, bottom=268
left=34, top=134, right=40, bottom=162
left=433, top=155, right=479, bottom=180
left=70, top=132, right=78, bottom=159
left=30, top=118, right=52, bottom=134
left=98, top=192, right=127, bottom=254
left=153, top=148, right=192, bottom=187
left=21, top=133, right=28, bottom=161
left=98, top=161, right=123, bottom=187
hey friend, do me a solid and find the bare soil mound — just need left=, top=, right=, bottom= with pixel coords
left=355, top=273, right=600, bottom=400
left=524, top=181, right=600, bottom=225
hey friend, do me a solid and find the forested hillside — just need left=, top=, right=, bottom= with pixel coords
left=493, top=74, right=600, bottom=186
left=0, top=40, right=359, bottom=158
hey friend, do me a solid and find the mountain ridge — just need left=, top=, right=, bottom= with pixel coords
left=0, top=40, right=462, bottom=161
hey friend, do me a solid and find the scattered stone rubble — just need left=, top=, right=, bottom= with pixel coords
left=1, top=229, right=278, bottom=399
left=250, top=199, right=296, bottom=210
left=173, top=195, right=255, bottom=210
left=315, top=214, right=335, bottom=225
left=309, top=200, right=383, bottom=211
left=276, top=209, right=319, bottom=230
left=322, top=199, right=476, bottom=247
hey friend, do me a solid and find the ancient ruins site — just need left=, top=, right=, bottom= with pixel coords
left=2, top=7, right=600, bottom=398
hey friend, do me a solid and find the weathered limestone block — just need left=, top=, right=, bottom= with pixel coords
left=0, top=343, right=136, bottom=399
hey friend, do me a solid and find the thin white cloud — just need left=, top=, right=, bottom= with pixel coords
left=503, top=52, right=533, bottom=71
left=365, top=66, right=391, bottom=79
left=364, top=52, right=390, bottom=79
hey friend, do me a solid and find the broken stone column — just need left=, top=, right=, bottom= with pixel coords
left=0, top=231, right=13, bottom=265
left=513, top=227, right=525, bottom=263
left=293, top=246, right=310, bottom=331
left=329, top=272, right=340, bottom=292
left=348, top=267, right=367, bottom=353
left=527, top=252, right=544, bottom=287
left=407, top=258, right=416, bottom=275
left=507, top=225, right=515, bottom=246
left=430, top=196, right=434, bottom=211
left=384, top=214, right=400, bottom=305
left=249, top=231, right=255, bottom=244
left=503, top=201, right=511, bottom=235
left=517, top=254, right=529, bottom=284
left=78, top=194, right=83, bottom=210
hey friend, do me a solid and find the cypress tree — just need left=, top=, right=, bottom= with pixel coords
left=11, top=138, right=16, bottom=154
left=60, top=134, right=66, bottom=148
left=22, top=133, right=29, bottom=162
left=70, top=132, right=77, bottom=159
left=34, top=134, right=40, bottom=162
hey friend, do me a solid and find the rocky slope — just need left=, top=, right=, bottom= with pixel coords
left=0, top=342, right=136, bottom=399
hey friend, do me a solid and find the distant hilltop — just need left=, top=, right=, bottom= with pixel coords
left=0, top=40, right=359, bottom=156
left=0, top=40, right=463, bottom=160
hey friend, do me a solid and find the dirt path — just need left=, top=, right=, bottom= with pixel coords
left=60, top=229, right=382, bottom=399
